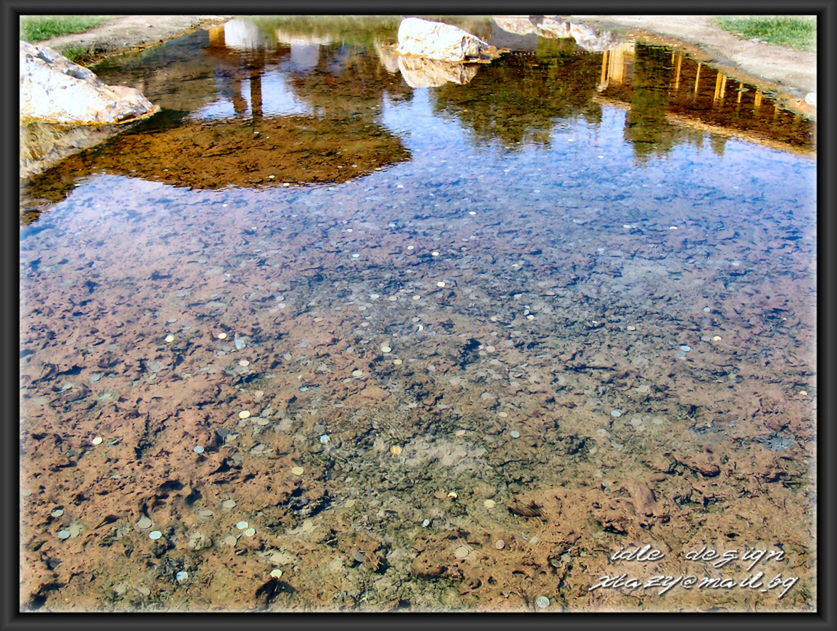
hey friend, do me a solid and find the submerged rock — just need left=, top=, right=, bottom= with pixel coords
left=19, top=41, right=157, bottom=125
left=396, top=18, right=488, bottom=62
left=397, top=56, right=479, bottom=88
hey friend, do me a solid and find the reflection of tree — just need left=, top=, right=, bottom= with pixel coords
left=624, top=44, right=674, bottom=160
left=286, top=44, right=412, bottom=117
left=431, top=50, right=602, bottom=148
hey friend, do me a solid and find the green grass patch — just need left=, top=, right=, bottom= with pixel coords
left=20, top=15, right=113, bottom=42
left=714, top=15, right=816, bottom=51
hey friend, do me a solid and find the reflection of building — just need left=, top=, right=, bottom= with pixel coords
left=595, top=42, right=815, bottom=156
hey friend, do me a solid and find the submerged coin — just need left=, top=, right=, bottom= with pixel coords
left=390, top=445, right=403, bottom=456
left=454, top=546, right=470, bottom=559
left=270, top=568, right=283, bottom=578
left=236, top=521, right=249, bottom=530
left=495, top=539, right=505, bottom=550
left=91, top=436, right=103, bottom=445
left=239, top=410, right=251, bottom=419
left=51, top=508, right=64, bottom=518
left=381, top=345, right=392, bottom=353
left=175, top=570, right=188, bottom=583
left=57, top=529, right=70, bottom=540
left=291, top=466, right=304, bottom=476
left=165, top=334, right=175, bottom=343
left=393, top=359, right=402, bottom=366
left=217, top=333, right=227, bottom=339
left=536, top=596, right=550, bottom=609
left=244, top=527, right=255, bottom=537
left=679, top=345, right=691, bottom=352
left=149, top=530, right=162, bottom=540
left=510, top=431, right=520, bottom=439
left=238, top=359, right=250, bottom=367
left=193, top=445, right=205, bottom=454
left=137, top=516, right=152, bottom=529
left=483, top=499, right=496, bottom=509
left=319, top=434, right=330, bottom=444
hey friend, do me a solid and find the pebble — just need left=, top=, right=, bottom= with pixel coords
left=703, top=306, right=712, bottom=312
left=483, top=499, right=496, bottom=509
left=238, top=359, right=250, bottom=367
left=679, top=345, right=691, bottom=352
left=175, top=571, right=188, bottom=583
left=244, top=528, right=256, bottom=537
left=536, top=596, right=550, bottom=609
left=388, top=295, right=398, bottom=301
left=610, top=410, right=622, bottom=418
left=510, top=430, right=521, bottom=439
left=351, top=253, right=360, bottom=258
left=57, top=529, right=71, bottom=540
left=393, top=359, right=402, bottom=366
left=291, top=466, right=304, bottom=476
left=221, top=499, right=236, bottom=510
left=412, top=294, right=421, bottom=301
left=626, top=325, right=636, bottom=331
left=270, top=568, right=283, bottom=578
left=494, top=539, right=505, bottom=550
left=217, top=333, right=227, bottom=339
left=800, top=390, right=808, bottom=396
left=407, top=245, right=414, bottom=251
left=381, top=345, right=392, bottom=353
left=454, top=546, right=470, bottom=559
left=436, top=281, right=446, bottom=288
left=421, top=519, right=431, bottom=527
left=149, top=530, right=162, bottom=540
left=193, top=445, right=204, bottom=454
left=369, top=293, right=379, bottom=299
left=351, top=370, right=364, bottom=377
left=319, top=434, right=330, bottom=444
left=447, top=491, right=458, bottom=499
left=431, top=251, right=440, bottom=257
left=137, top=516, right=153, bottom=529
left=712, top=336, right=722, bottom=342
left=236, top=521, right=249, bottom=530
left=51, top=508, right=64, bottom=518
left=239, top=410, right=251, bottom=419
left=485, top=345, right=496, bottom=352
left=91, top=436, right=103, bottom=445
left=526, top=314, right=535, bottom=320
left=165, top=334, right=175, bottom=343
left=390, top=445, right=403, bottom=456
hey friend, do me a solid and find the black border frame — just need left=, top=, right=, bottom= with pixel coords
left=3, top=0, right=834, bottom=628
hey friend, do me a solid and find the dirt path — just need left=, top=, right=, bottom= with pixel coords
left=38, top=14, right=232, bottom=63
left=569, top=15, right=817, bottom=117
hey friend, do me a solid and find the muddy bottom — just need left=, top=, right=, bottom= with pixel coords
left=19, top=16, right=816, bottom=612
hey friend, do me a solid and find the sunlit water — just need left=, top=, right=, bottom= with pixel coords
left=19, top=17, right=816, bottom=612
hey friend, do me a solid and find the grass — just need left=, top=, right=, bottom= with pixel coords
left=20, top=15, right=113, bottom=43
left=714, top=15, right=816, bottom=51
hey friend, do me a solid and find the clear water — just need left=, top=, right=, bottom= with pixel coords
left=20, top=17, right=816, bottom=612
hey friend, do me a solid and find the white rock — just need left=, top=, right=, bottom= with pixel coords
left=805, top=92, right=816, bottom=107
left=20, top=41, right=156, bottom=125
left=395, top=17, right=488, bottom=62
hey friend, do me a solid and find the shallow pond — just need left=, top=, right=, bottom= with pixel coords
left=19, top=16, right=816, bottom=612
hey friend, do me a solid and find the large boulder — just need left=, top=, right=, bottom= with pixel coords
left=395, top=17, right=488, bottom=62
left=19, top=40, right=157, bottom=125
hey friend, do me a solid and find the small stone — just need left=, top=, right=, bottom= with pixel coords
left=238, top=359, right=250, bottom=367
left=483, top=499, right=496, bottom=509
left=800, top=390, right=808, bottom=396
left=217, top=332, right=227, bottom=339
left=494, top=539, right=505, bottom=550
left=369, top=293, right=379, bottom=299
left=703, top=306, right=711, bottom=312
left=611, top=410, right=622, bottom=418
left=712, top=336, right=722, bottom=342
left=431, top=251, right=440, bottom=257
left=421, top=519, right=431, bottom=527
left=91, top=436, right=103, bottom=445
left=165, top=334, right=175, bottom=343
left=393, top=359, right=402, bottom=366
left=57, top=529, right=71, bottom=540
left=351, top=370, right=363, bottom=378
left=510, top=430, right=520, bottom=439
left=485, top=345, right=495, bottom=353
left=381, top=345, right=392, bottom=353
left=244, top=528, right=255, bottom=537
left=239, top=410, right=251, bottom=419
left=526, top=314, right=535, bottom=320
left=352, top=253, right=360, bottom=258
left=236, top=521, right=249, bottom=530
left=137, top=516, right=153, bottom=529
left=388, top=295, right=398, bottom=302
left=319, top=434, right=330, bottom=444
left=536, top=596, right=550, bottom=609
left=447, top=491, right=458, bottom=499
left=193, top=445, right=205, bottom=454
left=149, top=530, right=162, bottom=540
left=626, top=325, right=636, bottom=331
left=454, top=545, right=470, bottom=559
left=454, top=429, right=466, bottom=437
left=221, top=499, right=236, bottom=510
left=270, top=568, right=283, bottom=578
left=390, top=445, right=403, bottom=456
left=412, top=294, right=421, bottom=301
left=291, top=466, right=304, bottom=476
left=175, top=570, right=188, bottom=583
left=436, top=281, right=446, bottom=288
left=51, top=508, right=64, bottom=518
left=679, top=345, right=691, bottom=352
